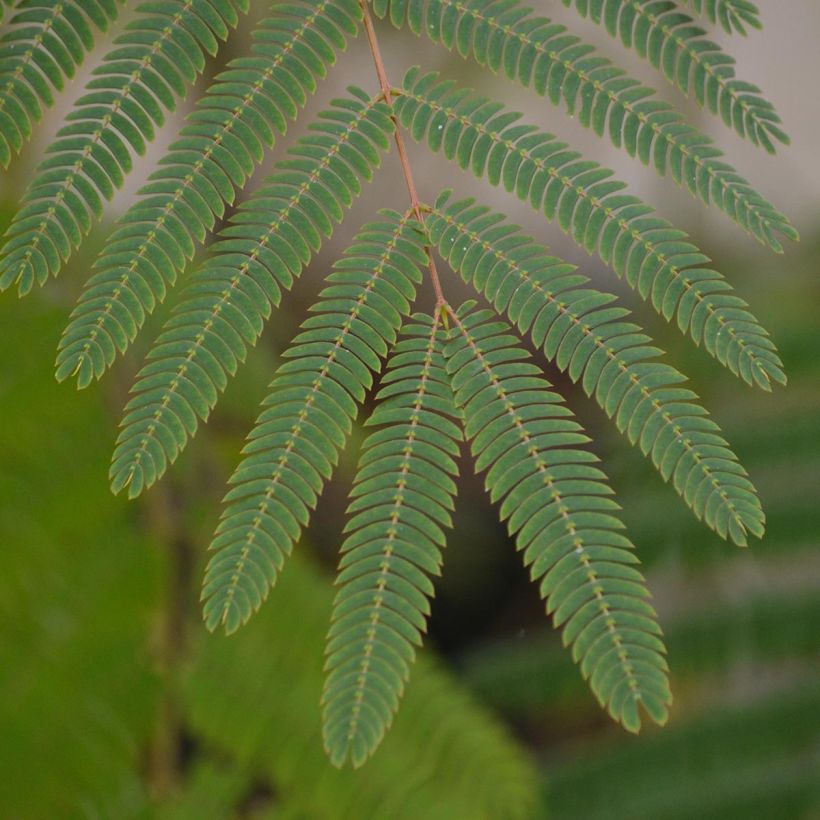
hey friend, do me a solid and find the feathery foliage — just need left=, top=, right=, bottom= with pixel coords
left=108, top=89, right=393, bottom=497
left=201, top=211, right=427, bottom=635
left=0, top=0, right=124, bottom=167
left=0, top=299, right=538, bottom=817
left=189, top=554, right=539, bottom=819
left=395, top=73, right=788, bottom=389
left=57, top=0, right=362, bottom=387
left=323, top=309, right=462, bottom=767
left=428, top=194, right=766, bottom=545
left=0, top=0, right=802, bottom=772
left=0, top=0, right=249, bottom=296
left=444, top=303, right=670, bottom=731
left=683, top=0, right=762, bottom=34
left=373, top=0, right=794, bottom=233
left=559, top=0, right=785, bottom=150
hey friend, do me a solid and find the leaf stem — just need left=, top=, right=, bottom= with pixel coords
left=358, top=0, right=446, bottom=305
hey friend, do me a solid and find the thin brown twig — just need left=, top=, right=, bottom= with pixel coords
left=358, top=0, right=446, bottom=305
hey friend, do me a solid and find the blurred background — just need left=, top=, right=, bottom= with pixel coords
left=0, top=1, right=818, bottom=817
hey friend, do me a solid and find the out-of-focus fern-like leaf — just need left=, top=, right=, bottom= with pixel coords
left=200, top=211, right=427, bottom=635
left=394, top=73, right=787, bottom=389
left=560, top=0, right=785, bottom=150
left=56, top=0, right=362, bottom=387
left=443, top=302, right=671, bottom=732
left=323, top=309, right=462, bottom=767
left=429, top=194, right=766, bottom=546
left=546, top=685, right=820, bottom=820
left=0, top=0, right=124, bottom=166
left=684, top=0, right=762, bottom=35
left=463, top=589, right=820, bottom=719
left=187, top=554, right=539, bottom=820
left=0, top=0, right=249, bottom=296
left=108, top=90, right=394, bottom=498
left=375, top=2, right=795, bottom=236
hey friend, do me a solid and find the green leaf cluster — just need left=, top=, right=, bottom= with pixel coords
left=0, top=0, right=801, bottom=771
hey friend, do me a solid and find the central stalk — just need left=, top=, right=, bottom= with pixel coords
left=359, top=0, right=446, bottom=306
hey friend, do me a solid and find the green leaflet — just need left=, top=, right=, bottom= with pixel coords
left=394, top=71, right=786, bottom=390
left=372, top=1, right=796, bottom=244
left=443, top=301, right=671, bottom=733
left=56, top=0, right=363, bottom=388
left=200, top=210, right=427, bottom=635
left=0, top=0, right=249, bottom=297
left=428, top=194, right=766, bottom=547
left=683, top=0, right=762, bottom=35
left=322, top=309, right=462, bottom=768
left=108, top=91, right=394, bottom=499
left=561, top=0, right=785, bottom=150
left=0, top=0, right=125, bottom=167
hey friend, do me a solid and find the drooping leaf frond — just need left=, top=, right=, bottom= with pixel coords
left=323, top=309, right=462, bottom=768
left=201, top=211, right=427, bottom=635
left=465, top=588, right=820, bottom=719
left=107, top=90, right=394, bottom=498
left=395, top=73, right=787, bottom=392
left=443, top=302, right=671, bottom=732
left=683, top=0, right=762, bottom=35
left=560, top=0, right=786, bottom=151
left=430, top=195, right=766, bottom=546
left=56, top=0, right=362, bottom=387
left=0, top=0, right=249, bottom=296
left=373, top=1, right=796, bottom=222
left=0, top=0, right=124, bottom=167
left=107, top=92, right=393, bottom=499
left=547, top=684, right=819, bottom=820
left=395, top=68, right=795, bottom=253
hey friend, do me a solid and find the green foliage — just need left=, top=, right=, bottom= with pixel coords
left=56, top=0, right=362, bottom=387
left=323, top=310, right=462, bottom=767
left=188, top=554, right=538, bottom=819
left=374, top=0, right=795, bottom=247
left=395, top=71, right=791, bottom=386
left=683, top=0, right=762, bottom=34
left=0, top=0, right=124, bottom=167
left=457, top=266, right=820, bottom=819
left=0, top=0, right=802, bottom=773
left=109, top=89, right=394, bottom=496
left=202, top=211, right=427, bottom=634
left=464, top=589, right=820, bottom=720
left=427, top=195, right=765, bottom=545
left=0, top=0, right=250, bottom=296
left=546, top=685, right=820, bottom=820
left=0, top=286, right=538, bottom=818
left=444, top=302, right=669, bottom=731
left=560, top=0, right=785, bottom=149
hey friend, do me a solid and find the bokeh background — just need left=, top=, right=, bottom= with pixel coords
left=1, top=1, right=818, bottom=817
